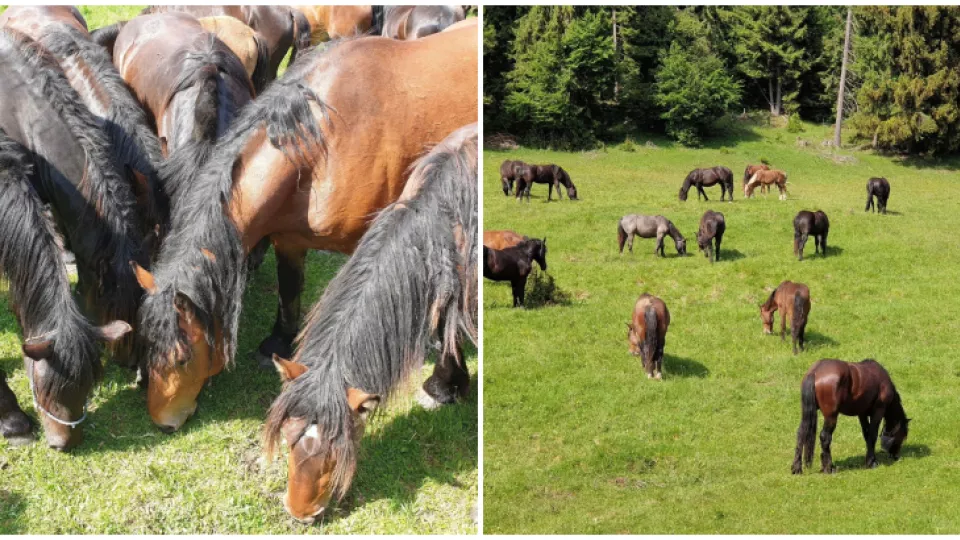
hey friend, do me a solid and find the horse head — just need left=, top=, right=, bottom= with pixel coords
left=880, top=416, right=909, bottom=460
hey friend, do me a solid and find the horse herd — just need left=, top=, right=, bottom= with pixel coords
left=488, top=157, right=909, bottom=475
left=0, top=5, right=478, bottom=524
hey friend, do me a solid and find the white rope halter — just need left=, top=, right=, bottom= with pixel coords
left=27, top=359, right=88, bottom=428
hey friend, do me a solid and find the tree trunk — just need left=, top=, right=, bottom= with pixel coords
left=776, top=68, right=782, bottom=116
left=612, top=8, right=619, bottom=102
left=833, top=8, right=853, bottom=148
left=769, top=78, right=776, bottom=115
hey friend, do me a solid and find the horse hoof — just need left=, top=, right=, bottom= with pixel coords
left=866, top=460, right=879, bottom=469
left=820, top=466, right=836, bottom=474
left=791, top=463, right=802, bottom=475
left=416, top=388, right=444, bottom=410
left=254, top=351, right=277, bottom=371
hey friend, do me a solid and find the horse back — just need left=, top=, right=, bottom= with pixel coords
left=483, top=230, right=526, bottom=250
left=0, top=6, right=88, bottom=37
left=633, top=294, right=670, bottom=338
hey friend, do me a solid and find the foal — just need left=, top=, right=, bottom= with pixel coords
left=618, top=214, right=687, bottom=257
left=792, top=359, right=909, bottom=474
left=793, top=210, right=829, bottom=261
left=865, top=177, right=890, bottom=214
left=696, top=210, right=725, bottom=263
left=744, top=164, right=770, bottom=192
left=760, top=280, right=811, bottom=354
left=483, top=238, right=548, bottom=307
left=745, top=169, right=789, bottom=200
left=627, top=294, right=670, bottom=380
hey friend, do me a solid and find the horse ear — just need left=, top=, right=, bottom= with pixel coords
left=99, top=320, right=133, bottom=342
left=131, top=262, right=157, bottom=294
left=347, top=387, right=381, bottom=421
left=272, top=354, right=309, bottom=382
left=22, top=331, right=56, bottom=360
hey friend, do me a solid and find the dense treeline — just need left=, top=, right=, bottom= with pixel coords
left=484, top=6, right=960, bottom=155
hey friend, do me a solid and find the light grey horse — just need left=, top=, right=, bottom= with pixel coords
left=617, top=214, right=687, bottom=257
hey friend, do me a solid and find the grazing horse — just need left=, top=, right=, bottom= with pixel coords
left=793, top=210, right=829, bottom=261
left=679, top=166, right=734, bottom=202
left=516, top=163, right=578, bottom=202
left=792, top=359, right=909, bottom=474
left=696, top=210, right=725, bottom=262
left=483, top=229, right=528, bottom=250
left=112, top=13, right=255, bottom=208
left=745, top=169, right=789, bottom=200
left=130, top=25, right=478, bottom=432
left=499, top=159, right=523, bottom=196
left=483, top=239, right=548, bottom=308
left=0, top=14, right=167, bottom=256
left=0, top=29, right=146, bottom=367
left=760, top=280, right=810, bottom=355
left=377, top=5, right=465, bottom=40
left=1, top=370, right=34, bottom=446
left=137, top=5, right=311, bottom=82
left=627, top=294, right=670, bottom=380
left=865, top=177, right=890, bottom=214
left=293, top=5, right=373, bottom=44
left=743, top=163, right=769, bottom=190
left=617, top=214, right=687, bottom=257
left=264, top=123, right=477, bottom=523
left=197, top=16, right=271, bottom=94
left=0, top=131, right=131, bottom=450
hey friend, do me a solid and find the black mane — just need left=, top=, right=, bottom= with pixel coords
left=264, top=124, right=479, bottom=497
left=0, top=130, right=102, bottom=402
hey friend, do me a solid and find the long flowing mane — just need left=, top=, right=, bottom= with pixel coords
left=0, top=130, right=102, bottom=402
left=0, top=29, right=145, bottom=337
left=264, top=124, right=479, bottom=497
left=138, top=45, right=331, bottom=373
left=38, top=24, right=168, bottom=236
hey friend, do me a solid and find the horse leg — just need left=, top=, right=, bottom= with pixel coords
left=814, top=235, right=820, bottom=256
left=714, top=236, right=721, bottom=262
left=628, top=232, right=635, bottom=254
left=547, top=181, right=554, bottom=202
left=655, top=233, right=665, bottom=257
left=864, top=408, right=884, bottom=468
left=820, top=415, right=838, bottom=473
left=697, top=184, right=708, bottom=201
left=420, top=324, right=470, bottom=408
left=866, top=194, right=873, bottom=212
left=821, top=233, right=828, bottom=257
left=781, top=309, right=787, bottom=342
left=798, top=233, right=808, bottom=261
left=654, top=340, right=665, bottom=380
left=256, top=241, right=306, bottom=369
left=511, top=278, right=524, bottom=308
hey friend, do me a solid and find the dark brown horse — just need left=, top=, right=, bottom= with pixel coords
left=131, top=25, right=478, bottom=432
left=483, top=229, right=527, bottom=250
left=0, top=370, right=34, bottom=446
left=760, top=280, right=810, bottom=355
left=793, top=210, right=829, bottom=261
left=376, top=5, right=465, bottom=40
left=696, top=210, right=725, bottom=262
left=0, top=5, right=87, bottom=35
left=516, top=163, right=578, bottom=202
left=792, top=359, right=909, bottom=474
left=627, top=293, right=670, bottom=380
left=293, top=5, right=373, bottom=44
left=866, top=177, right=890, bottom=214
left=197, top=16, right=272, bottom=94
left=499, top=159, right=524, bottom=196
left=679, top=166, right=734, bottom=202
left=483, top=239, right=548, bottom=308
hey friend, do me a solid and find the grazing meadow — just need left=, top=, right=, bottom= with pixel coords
left=0, top=6, right=476, bottom=534
left=483, top=120, right=960, bottom=533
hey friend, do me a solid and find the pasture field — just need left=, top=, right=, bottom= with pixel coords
left=483, top=121, right=960, bottom=533
left=0, top=6, right=476, bottom=534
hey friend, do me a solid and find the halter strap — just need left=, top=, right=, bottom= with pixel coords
left=27, top=359, right=88, bottom=428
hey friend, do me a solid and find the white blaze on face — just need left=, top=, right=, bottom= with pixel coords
left=303, top=424, right=320, bottom=441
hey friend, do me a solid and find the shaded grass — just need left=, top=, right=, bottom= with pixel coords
left=483, top=121, right=960, bottom=534
left=0, top=6, right=475, bottom=534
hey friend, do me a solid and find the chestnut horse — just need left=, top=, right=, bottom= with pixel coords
left=760, top=280, right=810, bottom=355
left=743, top=163, right=770, bottom=193
left=131, top=25, right=478, bottom=432
left=0, top=130, right=131, bottom=450
left=293, top=5, right=373, bottom=44
left=264, top=123, right=477, bottom=522
left=793, top=210, right=829, bottom=261
left=113, top=13, right=255, bottom=207
left=865, top=177, right=890, bottom=214
left=0, top=9, right=167, bottom=257
left=197, top=16, right=271, bottom=93
left=696, top=210, right=725, bottom=263
left=792, top=359, right=909, bottom=474
left=745, top=169, right=789, bottom=200
left=376, top=5, right=465, bottom=40
left=679, top=166, right=734, bottom=202
left=484, top=229, right=528, bottom=250
left=627, top=293, right=670, bottom=380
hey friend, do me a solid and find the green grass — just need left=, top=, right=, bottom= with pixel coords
left=483, top=120, right=960, bottom=533
left=0, top=6, right=475, bottom=534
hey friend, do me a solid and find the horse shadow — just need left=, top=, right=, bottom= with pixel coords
left=0, top=489, right=26, bottom=533
left=716, top=249, right=745, bottom=262
left=832, top=444, right=930, bottom=470
left=663, top=354, right=709, bottom=378
left=799, top=330, right=837, bottom=350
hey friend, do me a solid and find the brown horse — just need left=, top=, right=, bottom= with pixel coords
left=197, top=16, right=271, bottom=93
left=745, top=169, right=789, bottom=200
left=483, top=230, right=528, bottom=250
left=743, top=163, right=770, bottom=193
left=679, top=166, right=734, bottom=202
left=628, top=294, right=670, bottom=380
left=139, top=5, right=310, bottom=82
left=293, top=5, right=373, bottom=44
left=792, top=359, right=909, bottom=474
left=499, top=159, right=524, bottom=196
left=131, top=25, right=478, bottom=431
left=377, top=5, right=465, bottom=40
left=793, top=210, right=829, bottom=261
left=760, top=280, right=810, bottom=355
left=0, top=6, right=87, bottom=35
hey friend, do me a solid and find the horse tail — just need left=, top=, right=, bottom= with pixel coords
left=250, top=32, right=272, bottom=95
left=797, top=370, right=818, bottom=470
left=90, top=21, right=127, bottom=58
left=289, top=8, right=312, bottom=66
left=792, top=290, right=805, bottom=350
left=643, top=306, right=658, bottom=368
left=617, top=220, right=627, bottom=254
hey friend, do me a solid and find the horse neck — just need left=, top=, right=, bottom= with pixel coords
left=761, top=289, right=779, bottom=311
left=680, top=176, right=693, bottom=194
left=884, top=393, right=906, bottom=424
left=666, top=221, right=682, bottom=241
